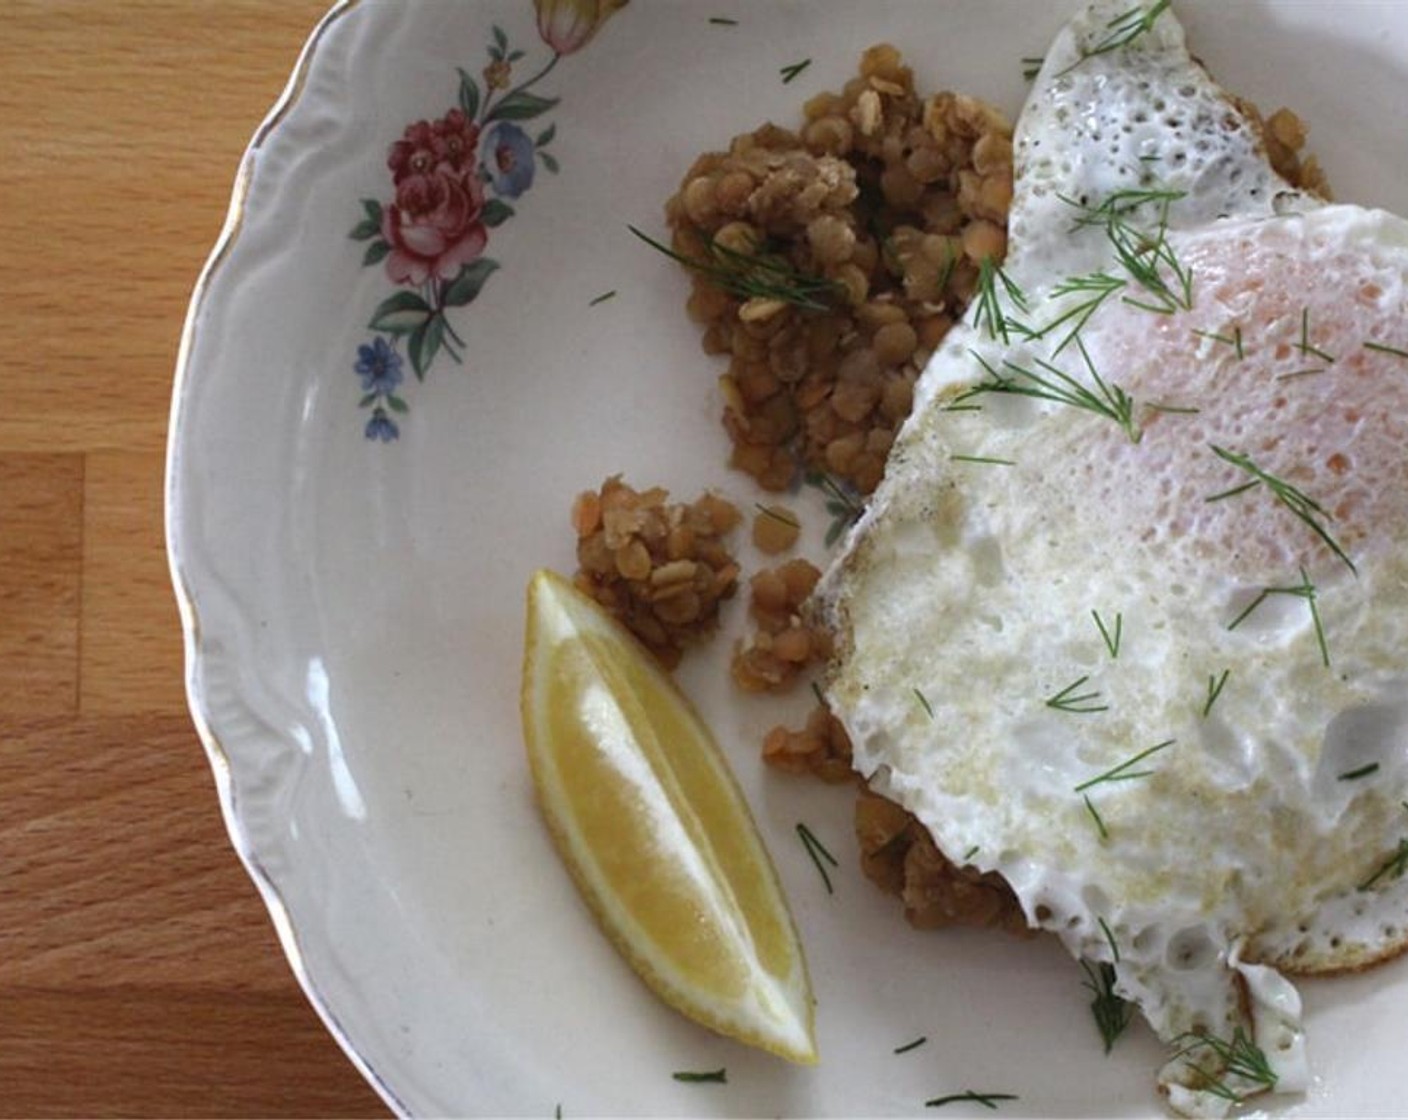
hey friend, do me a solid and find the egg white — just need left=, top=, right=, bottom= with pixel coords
left=818, top=2, right=1408, bottom=1114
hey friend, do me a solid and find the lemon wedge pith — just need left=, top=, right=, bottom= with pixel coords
left=521, top=568, right=816, bottom=1064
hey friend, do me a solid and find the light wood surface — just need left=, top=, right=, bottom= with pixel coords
left=1, top=3, right=387, bottom=1115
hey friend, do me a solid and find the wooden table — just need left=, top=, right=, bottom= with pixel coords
left=1, top=3, right=388, bottom=1114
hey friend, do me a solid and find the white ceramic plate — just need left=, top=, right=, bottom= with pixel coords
left=167, top=2, right=1408, bottom=1115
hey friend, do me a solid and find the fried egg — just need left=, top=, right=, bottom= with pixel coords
left=817, top=2, right=1408, bottom=1114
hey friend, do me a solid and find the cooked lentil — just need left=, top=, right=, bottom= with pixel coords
left=665, top=44, right=1015, bottom=498
left=571, top=476, right=741, bottom=668
left=730, top=559, right=832, bottom=693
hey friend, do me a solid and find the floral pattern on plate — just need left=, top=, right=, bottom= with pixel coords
left=348, top=0, right=627, bottom=441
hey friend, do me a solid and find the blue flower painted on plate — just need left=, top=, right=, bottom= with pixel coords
left=356, top=337, right=405, bottom=395
left=347, top=4, right=627, bottom=442
left=483, top=121, right=537, bottom=198
left=365, top=408, right=401, bottom=443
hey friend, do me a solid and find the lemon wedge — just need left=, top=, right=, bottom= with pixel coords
left=521, top=568, right=817, bottom=1064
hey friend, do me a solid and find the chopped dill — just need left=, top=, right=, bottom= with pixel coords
left=1074, top=739, right=1175, bottom=792
left=1022, top=55, right=1045, bottom=80
left=1059, top=0, right=1172, bottom=75
left=1046, top=675, right=1109, bottom=714
left=895, top=1036, right=928, bottom=1055
left=1092, top=609, right=1123, bottom=658
left=589, top=289, right=617, bottom=306
left=925, top=1090, right=1019, bottom=1110
left=708, top=16, right=738, bottom=25
left=1172, top=1028, right=1277, bottom=1103
left=1098, top=917, right=1121, bottom=962
left=1193, top=326, right=1244, bottom=360
left=913, top=687, right=936, bottom=720
left=805, top=470, right=864, bottom=546
left=1358, top=837, right=1408, bottom=891
left=673, top=1068, right=727, bottom=1083
left=1365, top=340, right=1408, bottom=361
left=810, top=680, right=826, bottom=706
left=1206, top=445, right=1356, bottom=574
left=1145, top=402, right=1201, bottom=415
left=796, top=822, right=839, bottom=894
left=952, top=454, right=1017, bottom=467
left=1338, top=762, right=1380, bottom=781
left=754, top=503, right=800, bottom=529
left=1297, top=306, right=1336, bottom=363
left=1061, top=188, right=1193, bottom=314
left=973, top=257, right=1030, bottom=344
left=1083, top=795, right=1109, bottom=839
left=1039, top=271, right=1127, bottom=356
left=1203, top=669, right=1230, bottom=717
left=1081, top=960, right=1132, bottom=1053
left=628, top=225, right=839, bottom=311
left=780, top=58, right=812, bottom=83
left=962, top=844, right=980, bottom=862
left=1274, top=367, right=1329, bottom=381
left=962, top=338, right=1141, bottom=443
left=1227, top=567, right=1330, bottom=667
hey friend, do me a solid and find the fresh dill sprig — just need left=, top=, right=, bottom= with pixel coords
left=796, top=822, right=839, bottom=894
left=673, top=1068, right=728, bottom=1083
left=1173, top=1028, right=1277, bottom=1103
left=913, top=687, right=936, bottom=720
left=805, top=470, right=864, bottom=546
left=973, top=257, right=1030, bottom=344
left=895, top=1036, right=928, bottom=1055
left=628, top=225, right=839, bottom=311
left=1083, top=795, right=1109, bottom=839
left=1297, top=307, right=1336, bottom=363
left=1081, top=960, right=1132, bottom=1054
left=963, top=338, right=1140, bottom=443
left=1092, top=609, right=1123, bottom=658
left=589, top=289, right=617, bottom=306
left=1059, top=0, right=1172, bottom=75
left=925, top=1091, right=1019, bottom=1110
left=1194, top=326, right=1244, bottom=360
left=1227, top=567, right=1330, bottom=667
left=1038, top=272, right=1127, bottom=355
left=1098, top=917, right=1121, bottom=962
left=1358, top=837, right=1408, bottom=891
left=1145, top=402, right=1200, bottom=415
left=1206, top=445, right=1356, bottom=575
left=1022, top=55, right=1045, bottom=80
left=1365, top=340, right=1408, bottom=361
left=1074, top=739, right=1175, bottom=793
left=754, top=503, right=800, bottom=529
left=1203, top=669, right=1230, bottom=717
left=780, top=58, right=812, bottom=83
left=952, top=454, right=1017, bottom=467
left=1061, top=188, right=1193, bottom=314
left=1338, top=762, right=1380, bottom=781
left=1046, top=675, right=1109, bottom=714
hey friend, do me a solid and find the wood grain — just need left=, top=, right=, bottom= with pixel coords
left=0, top=2, right=387, bottom=1115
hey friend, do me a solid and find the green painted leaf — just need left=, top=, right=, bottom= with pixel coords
left=349, top=206, right=382, bottom=241
left=539, top=150, right=560, bottom=174
left=442, top=259, right=500, bottom=307
left=362, top=239, right=392, bottom=266
left=409, top=315, right=446, bottom=379
left=487, top=90, right=560, bottom=123
left=369, top=291, right=433, bottom=335
left=535, top=123, right=557, bottom=147
left=492, top=24, right=508, bottom=52
left=508, top=49, right=526, bottom=62
left=457, top=68, right=481, bottom=120
left=386, top=394, right=410, bottom=414
left=482, top=199, right=514, bottom=228
left=358, top=392, right=378, bottom=408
